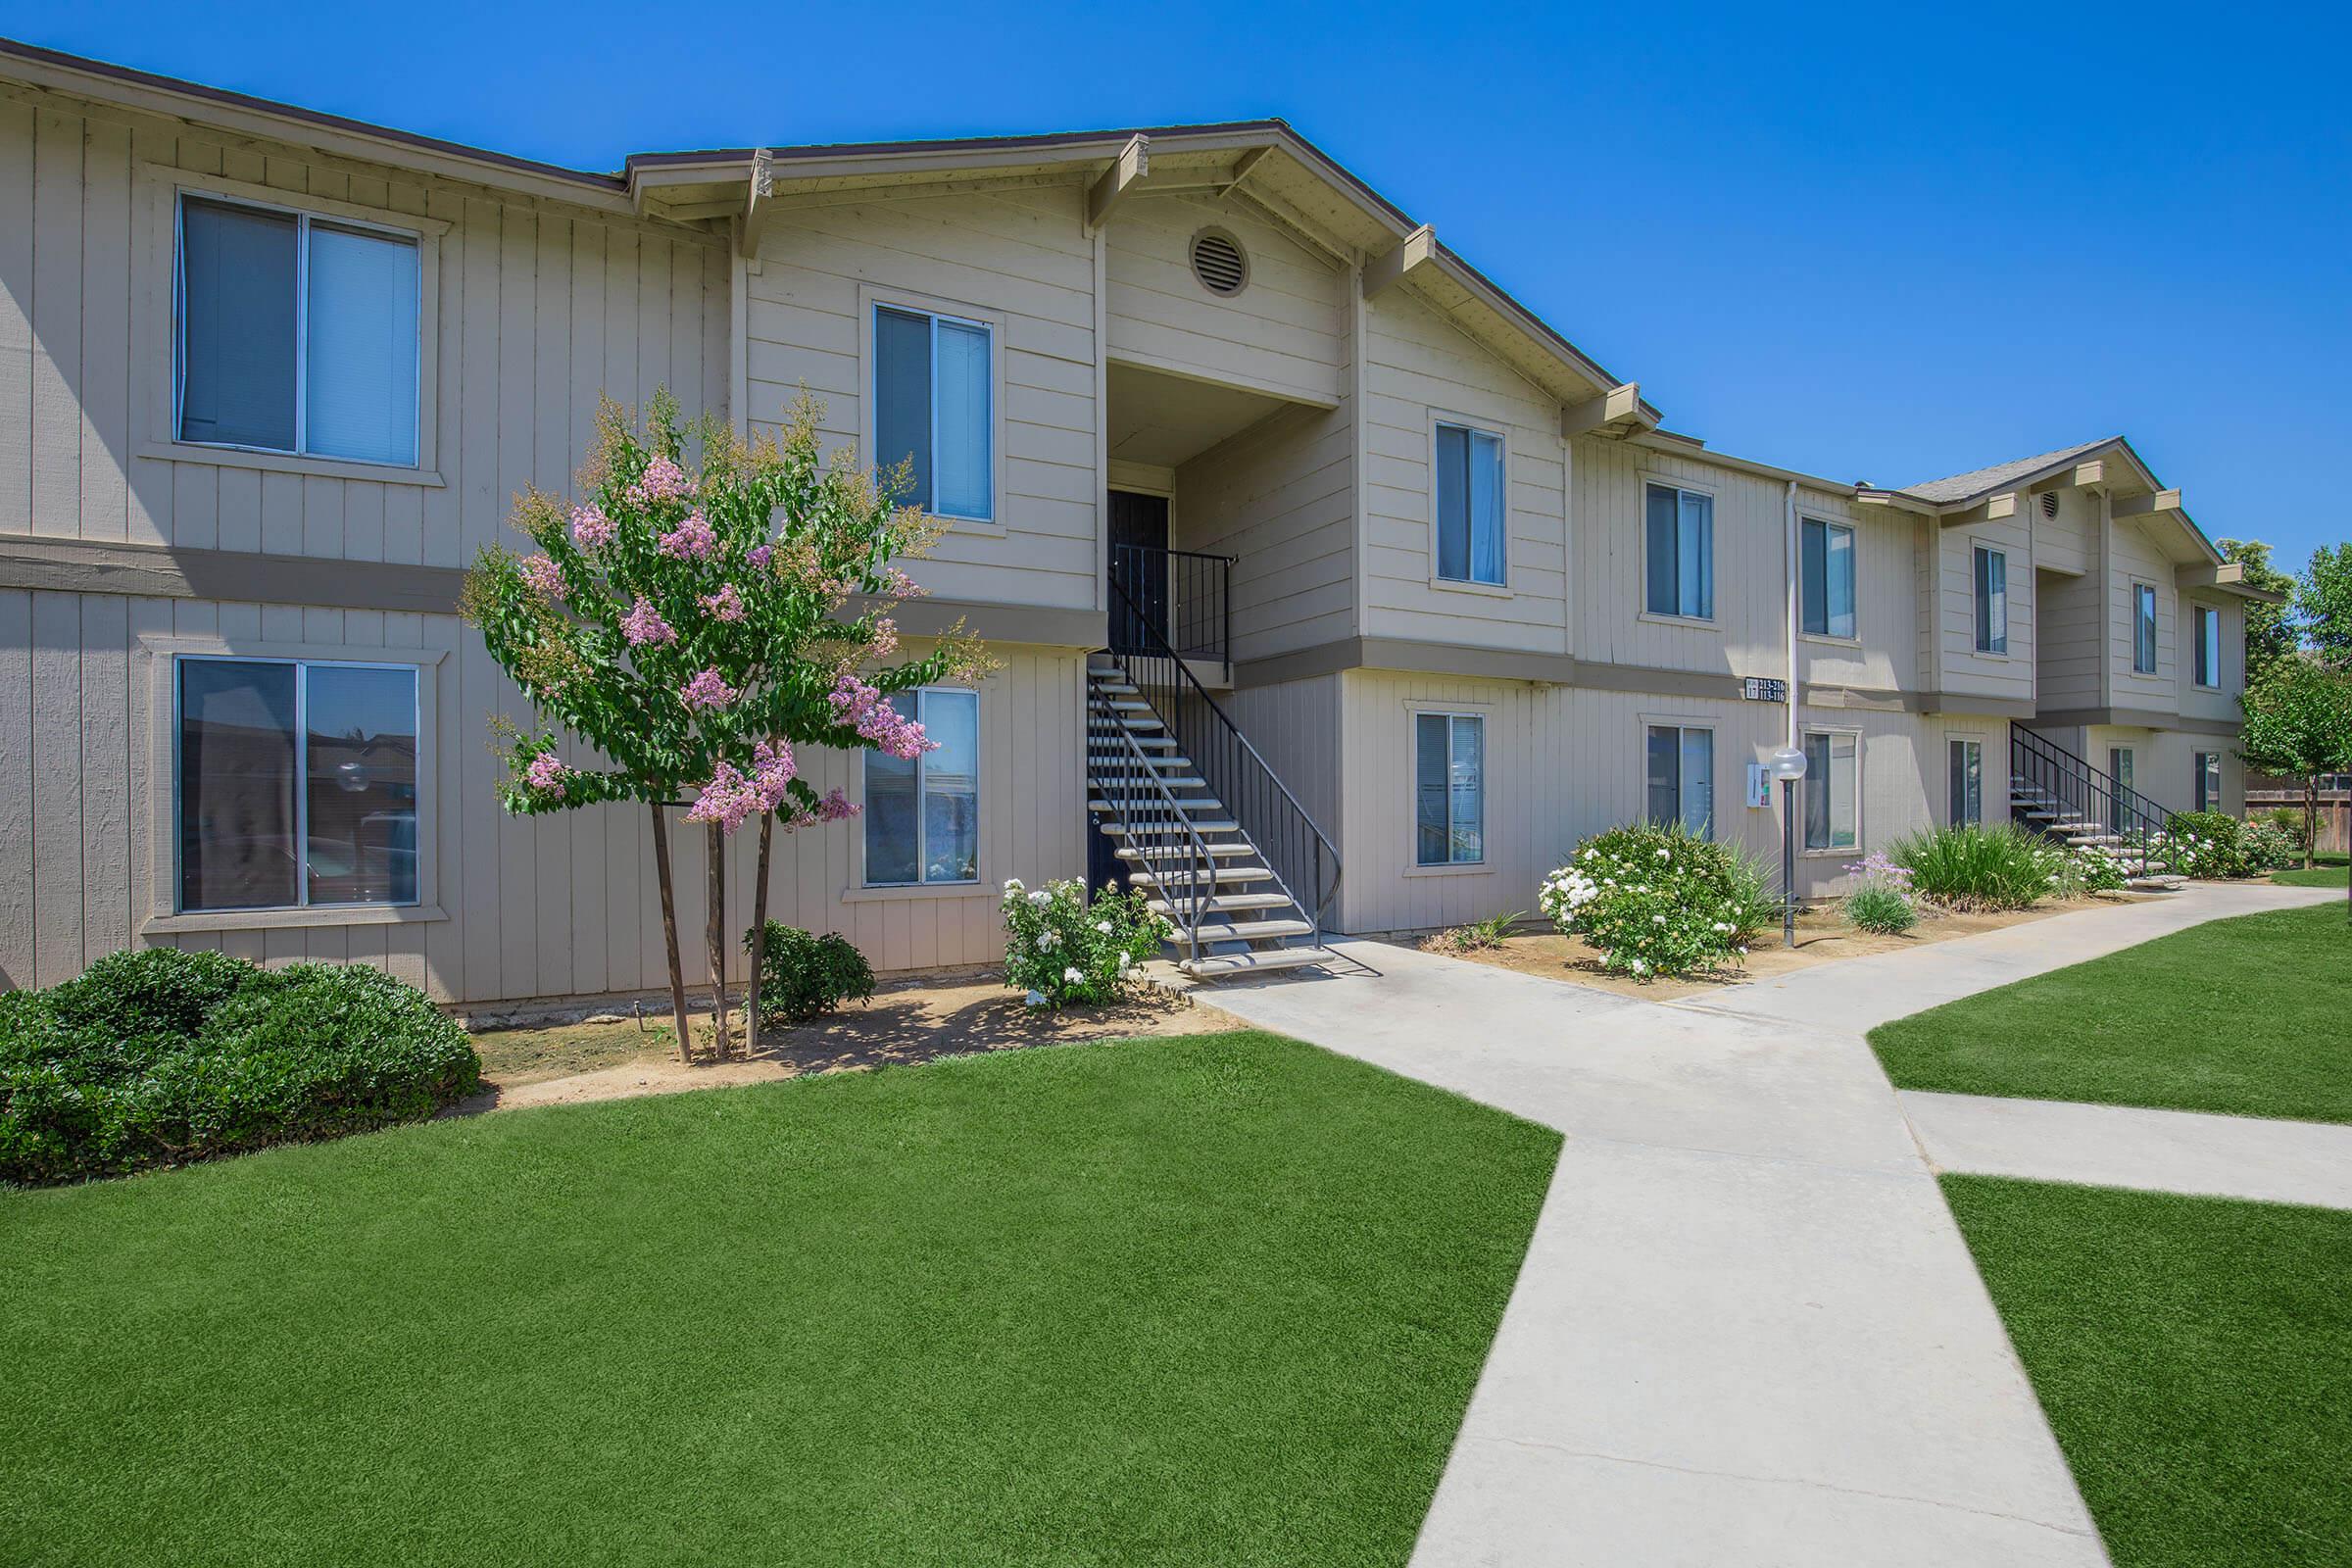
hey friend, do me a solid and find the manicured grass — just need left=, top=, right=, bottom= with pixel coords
left=2273, top=851, right=2348, bottom=888
left=1943, top=1177, right=2352, bottom=1568
left=1869, top=905, right=2352, bottom=1122
left=0, top=1031, right=1558, bottom=1566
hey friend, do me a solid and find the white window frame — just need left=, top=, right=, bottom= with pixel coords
left=2194, top=751, right=2223, bottom=813
left=1800, top=515, right=1859, bottom=642
left=1972, top=544, right=2009, bottom=655
left=138, top=635, right=447, bottom=934
left=1410, top=708, right=1489, bottom=870
left=2132, top=581, right=2160, bottom=674
left=1642, top=721, right=1716, bottom=840
left=858, top=284, right=1007, bottom=535
left=2191, top=603, right=2222, bottom=689
left=1801, top=727, right=1862, bottom=855
left=134, top=167, right=447, bottom=488
left=1428, top=412, right=1510, bottom=593
left=1948, top=736, right=1984, bottom=826
left=1640, top=475, right=1718, bottom=624
left=858, top=685, right=982, bottom=890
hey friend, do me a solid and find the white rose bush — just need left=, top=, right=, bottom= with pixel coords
left=1538, top=822, right=1770, bottom=981
left=1000, top=878, right=1169, bottom=1005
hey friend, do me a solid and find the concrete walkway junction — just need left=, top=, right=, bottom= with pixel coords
left=1205, top=881, right=2344, bottom=1567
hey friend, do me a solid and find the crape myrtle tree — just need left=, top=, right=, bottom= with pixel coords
left=2236, top=656, right=2352, bottom=873
left=461, top=389, right=990, bottom=1060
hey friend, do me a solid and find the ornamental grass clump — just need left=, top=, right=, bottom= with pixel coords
left=1841, top=852, right=1919, bottom=935
left=1001, top=878, right=1169, bottom=1005
left=1538, top=822, right=1758, bottom=981
left=0, top=948, right=480, bottom=1185
left=1888, top=824, right=2062, bottom=911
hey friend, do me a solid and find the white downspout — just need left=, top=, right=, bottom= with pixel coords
left=1785, top=480, right=1799, bottom=749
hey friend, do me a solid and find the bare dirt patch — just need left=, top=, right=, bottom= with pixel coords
left=463, top=971, right=1242, bottom=1113
left=1412, top=896, right=2154, bottom=1002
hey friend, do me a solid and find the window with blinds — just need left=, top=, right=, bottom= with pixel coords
left=873, top=304, right=994, bottom=522
left=174, top=194, right=421, bottom=466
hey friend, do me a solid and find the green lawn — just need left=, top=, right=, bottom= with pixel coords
left=1869, top=905, right=2352, bottom=1121
left=1944, top=1177, right=2352, bottom=1568
left=0, top=1031, right=1558, bottom=1566
left=2272, top=850, right=2348, bottom=888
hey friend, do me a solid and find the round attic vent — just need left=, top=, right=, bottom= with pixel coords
left=2039, top=492, right=2060, bottom=519
left=1189, top=228, right=1249, bottom=297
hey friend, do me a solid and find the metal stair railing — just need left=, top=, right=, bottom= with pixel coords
left=1099, top=568, right=1341, bottom=945
left=1109, top=543, right=1233, bottom=663
left=2011, top=725, right=2177, bottom=876
left=1087, top=678, right=1212, bottom=967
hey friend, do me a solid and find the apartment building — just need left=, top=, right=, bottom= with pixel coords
left=0, top=40, right=2276, bottom=997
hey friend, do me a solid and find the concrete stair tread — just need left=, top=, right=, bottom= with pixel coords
left=1098, top=819, right=1241, bottom=836
left=1117, top=842, right=1256, bottom=858
left=1146, top=891, right=1293, bottom=914
left=1180, top=946, right=1339, bottom=979
left=1131, top=864, right=1275, bottom=887
left=1088, top=797, right=1226, bottom=814
left=1178, top=918, right=1314, bottom=945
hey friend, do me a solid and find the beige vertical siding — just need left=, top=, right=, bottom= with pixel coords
left=1221, top=672, right=1345, bottom=842
left=1104, top=196, right=1344, bottom=406
left=1360, top=290, right=1567, bottom=653
left=0, top=597, right=1082, bottom=999
left=2035, top=566, right=2102, bottom=710
left=1174, top=402, right=1355, bottom=662
left=746, top=187, right=1100, bottom=612
left=0, top=95, right=729, bottom=567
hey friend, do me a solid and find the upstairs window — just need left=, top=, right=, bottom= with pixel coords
left=1801, top=517, right=1856, bottom=638
left=2133, top=583, right=2159, bottom=674
left=174, top=194, right=421, bottom=466
left=1644, top=724, right=1715, bottom=840
left=1973, top=547, right=2008, bottom=654
left=873, top=304, right=994, bottom=522
left=1435, top=421, right=1506, bottom=585
left=176, top=657, right=420, bottom=912
left=1644, top=482, right=1714, bottom=619
left=2192, top=604, right=2221, bottom=688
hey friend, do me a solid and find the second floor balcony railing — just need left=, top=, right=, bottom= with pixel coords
left=1109, top=544, right=1232, bottom=665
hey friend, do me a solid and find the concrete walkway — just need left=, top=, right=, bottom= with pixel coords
left=1205, top=881, right=2337, bottom=1567
left=1900, top=1090, right=2352, bottom=1210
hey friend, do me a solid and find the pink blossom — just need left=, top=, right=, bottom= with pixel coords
left=679, top=667, right=739, bottom=711
left=700, top=583, right=746, bottom=622
left=879, top=564, right=927, bottom=600
left=869, top=616, right=899, bottom=657
left=783, top=787, right=860, bottom=830
left=685, top=760, right=756, bottom=832
left=620, top=596, right=675, bottom=647
left=747, top=544, right=773, bottom=570
left=568, top=502, right=614, bottom=551
left=684, top=740, right=801, bottom=834
left=657, top=511, right=717, bottom=561
left=523, top=752, right=566, bottom=799
left=627, top=454, right=694, bottom=504
left=826, top=671, right=935, bottom=759
left=517, top=553, right=564, bottom=601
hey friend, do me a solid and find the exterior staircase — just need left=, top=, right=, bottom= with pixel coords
left=2009, top=726, right=2185, bottom=892
left=1087, top=655, right=1341, bottom=977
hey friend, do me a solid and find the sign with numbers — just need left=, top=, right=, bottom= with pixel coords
left=1741, top=676, right=1788, bottom=703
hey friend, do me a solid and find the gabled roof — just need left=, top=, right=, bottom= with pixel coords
left=1897, top=438, right=2126, bottom=506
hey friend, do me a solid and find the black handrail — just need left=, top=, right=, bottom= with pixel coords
left=1109, top=543, right=1233, bottom=663
left=1087, top=679, right=1211, bottom=966
left=1101, top=567, right=1341, bottom=942
left=2011, top=726, right=2177, bottom=877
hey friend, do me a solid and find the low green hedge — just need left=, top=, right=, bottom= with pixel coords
left=2, top=949, right=481, bottom=1185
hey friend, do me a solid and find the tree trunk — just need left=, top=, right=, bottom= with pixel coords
left=748, top=810, right=774, bottom=1057
left=649, top=803, right=693, bottom=1064
left=707, top=820, right=730, bottom=1058
left=2307, top=778, right=2320, bottom=871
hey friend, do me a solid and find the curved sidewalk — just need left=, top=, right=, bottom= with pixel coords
left=1206, top=882, right=2334, bottom=1567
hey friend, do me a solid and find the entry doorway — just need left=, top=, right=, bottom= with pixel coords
left=1108, top=490, right=1170, bottom=655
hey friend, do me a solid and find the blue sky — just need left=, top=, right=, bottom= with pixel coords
left=11, top=1, right=2347, bottom=568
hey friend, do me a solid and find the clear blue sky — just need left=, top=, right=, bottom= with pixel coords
left=12, top=1, right=2347, bottom=569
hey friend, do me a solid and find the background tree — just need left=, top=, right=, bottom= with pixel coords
left=2297, top=542, right=2352, bottom=670
left=2237, top=658, right=2352, bottom=870
left=462, top=390, right=989, bottom=1060
left=2217, top=538, right=2298, bottom=682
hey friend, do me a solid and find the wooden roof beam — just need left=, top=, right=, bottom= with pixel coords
left=1362, top=223, right=1438, bottom=298
left=1086, top=134, right=1150, bottom=232
left=1560, top=383, right=1647, bottom=440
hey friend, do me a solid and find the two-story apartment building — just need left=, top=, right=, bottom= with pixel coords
left=0, top=40, right=2276, bottom=999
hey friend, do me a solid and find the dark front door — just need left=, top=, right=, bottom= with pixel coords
left=1108, top=490, right=1170, bottom=655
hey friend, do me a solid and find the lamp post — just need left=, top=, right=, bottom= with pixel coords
left=1769, top=746, right=1809, bottom=949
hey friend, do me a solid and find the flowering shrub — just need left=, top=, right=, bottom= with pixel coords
left=1001, top=878, right=1169, bottom=1005
left=2059, top=844, right=2131, bottom=895
left=2239, top=817, right=2299, bottom=872
left=2162, top=811, right=2264, bottom=879
left=1841, top=852, right=1918, bottom=934
left=1539, top=823, right=1759, bottom=980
